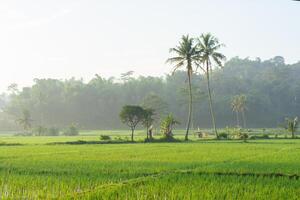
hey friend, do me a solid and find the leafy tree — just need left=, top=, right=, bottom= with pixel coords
left=63, top=124, right=79, bottom=136
left=160, top=114, right=180, bottom=139
left=32, top=79, right=48, bottom=127
left=142, top=108, right=155, bottom=140
left=196, top=33, right=226, bottom=138
left=34, top=125, right=47, bottom=136
left=141, top=93, right=168, bottom=123
left=120, top=105, right=145, bottom=141
left=284, top=117, right=298, bottom=138
left=3, top=56, right=300, bottom=130
left=47, top=127, right=60, bottom=136
left=167, top=35, right=198, bottom=140
left=7, top=83, right=19, bottom=95
left=120, top=71, right=135, bottom=82
left=16, top=109, right=33, bottom=133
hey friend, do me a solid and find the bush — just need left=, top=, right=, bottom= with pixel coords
left=249, top=134, right=270, bottom=140
left=249, top=135, right=256, bottom=140
left=34, top=126, right=48, bottom=136
left=148, top=136, right=181, bottom=143
left=47, top=127, right=60, bottom=136
left=238, top=133, right=249, bottom=141
left=261, top=134, right=269, bottom=139
left=63, top=124, right=79, bottom=136
left=14, top=132, right=33, bottom=136
left=144, top=137, right=155, bottom=142
left=100, top=135, right=111, bottom=140
left=218, top=132, right=229, bottom=139
left=160, top=114, right=179, bottom=139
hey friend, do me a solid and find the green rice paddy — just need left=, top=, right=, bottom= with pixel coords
left=0, top=131, right=300, bottom=199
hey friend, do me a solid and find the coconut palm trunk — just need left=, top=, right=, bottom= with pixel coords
left=167, top=35, right=198, bottom=140
left=185, top=69, right=193, bottom=141
left=205, top=61, right=218, bottom=138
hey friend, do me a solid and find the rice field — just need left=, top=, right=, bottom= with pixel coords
left=0, top=132, right=300, bottom=199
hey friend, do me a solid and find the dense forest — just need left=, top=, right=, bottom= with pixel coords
left=0, top=56, right=299, bottom=130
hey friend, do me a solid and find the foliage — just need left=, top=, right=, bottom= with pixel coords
left=196, top=33, right=226, bottom=138
left=167, top=35, right=198, bottom=140
left=34, top=125, right=47, bottom=136
left=63, top=124, right=79, bottom=136
left=218, top=132, right=229, bottom=139
left=141, top=108, right=155, bottom=140
left=237, top=132, right=249, bottom=142
left=120, top=105, right=145, bottom=141
left=3, top=57, right=300, bottom=130
left=231, top=94, right=248, bottom=127
left=160, top=114, right=180, bottom=138
left=141, top=93, right=168, bottom=122
left=47, top=127, right=60, bottom=136
left=15, top=109, right=33, bottom=132
left=284, top=117, right=298, bottom=138
left=249, top=134, right=270, bottom=140
left=100, top=135, right=111, bottom=140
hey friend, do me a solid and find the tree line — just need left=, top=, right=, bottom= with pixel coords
left=0, top=50, right=299, bottom=132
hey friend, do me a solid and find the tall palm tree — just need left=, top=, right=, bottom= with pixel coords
left=166, top=35, right=198, bottom=140
left=196, top=33, right=226, bottom=138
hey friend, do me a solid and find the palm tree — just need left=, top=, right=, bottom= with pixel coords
left=166, top=35, right=198, bottom=140
left=231, top=95, right=248, bottom=128
left=196, top=33, right=226, bottom=138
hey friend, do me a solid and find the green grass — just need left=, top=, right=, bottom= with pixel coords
left=0, top=132, right=300, bottom=199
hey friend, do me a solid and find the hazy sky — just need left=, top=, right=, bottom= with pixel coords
left=0, top=0, right=299, bottom=92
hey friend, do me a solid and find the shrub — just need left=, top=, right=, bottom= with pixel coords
left=249, top=134, right=270, bottom=140
left=147, top=136, right=181, bottom=143
left=261, top=134, right=269, bottom=139
left=63, top=124, right=79, bottom=136
left=237, top=133, right=249, bottom=142
left=115, top=136, right=125, bottom=141
left=218, top=132, right=229, bottom=139
left=47, top=127, right=60, bottom=136
left=144, top=137, right=155, bottom=142
left=14, top=132, right=33, bottom=136
left=34, top=126, right=48, bottom=136
left=249, top=135, right=256, bottom=140
left=160, top=114, right=179, bottom=139
left=100, top=135, right=111, bottom=140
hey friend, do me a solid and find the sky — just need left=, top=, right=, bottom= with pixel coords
left=0, top=0, right=299, bottom=92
